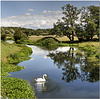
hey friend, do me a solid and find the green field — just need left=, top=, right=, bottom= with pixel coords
left=29, top=35, right=98, bottom=42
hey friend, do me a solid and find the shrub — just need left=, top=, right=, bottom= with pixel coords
left=1, top=77, right=35, bottom=98
left=96, top=53, right=99, bottom=59
left=1, top=33, right=6, bottom=41
left=14, top=29, right=28, bottom=44
left=37, top=38, right=58, bottom=49
left=1, top=62, right=24, bottom=77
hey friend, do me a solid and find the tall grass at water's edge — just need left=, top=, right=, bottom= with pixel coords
left=77, top=42, right=99, bottom=58
left=7, top=46, right=32, bottom=64
left=1, top=42, right=35, bottom=98
left=77, top=42, right=99, bottom=67
left=28, top=37, right=99, bottom=61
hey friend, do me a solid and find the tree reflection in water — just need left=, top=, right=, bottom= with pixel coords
left=47, top=47, right=99, bottom=83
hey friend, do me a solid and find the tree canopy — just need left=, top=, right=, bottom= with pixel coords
left=50, top=4, right=99, bottom=42
left=14, top=29, right=28, bottom=43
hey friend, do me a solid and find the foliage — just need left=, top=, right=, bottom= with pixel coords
left=76, top=6, right=99, bottom=41
left=78, top=42, right=99, bottom=58
left=36, top=38, right=59, bottom=49
left=75, top=25, right=85, bottom=42
left=1, top=33, right=6, bottom=41
left=88, top=5, right=99, bottom=39
left=85, top=21, right=97, bottom=40
left=62, top=4, right=80, bottom=42
left=50, top=20, right=64, bottom=37
left=1, top=62, right=24, bottom=77
left=95, top=53, right=99, bottom=59
left=1, top=77, right=35, bottom=98
left=51, top=5, right=99, bottom=42
left=14, top=29, right=28, bottom=43
left=79, top=45, right=96, bottom=57
left=1, top=42, right=35, bottom=98
left=51, top=4, right=80, bottom=42
left=1, top=27, right=51, bottom=39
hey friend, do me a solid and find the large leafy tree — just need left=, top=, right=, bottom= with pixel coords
left=75, top=5, right=99, bottom=41
left=75, top=6, right=88, bottom=41
left=85, top=20, right=97, bottom=40
left=14, top=29, right=28, bottom=43
left=50, top=20, right=64, bottom=37
left=51, top=4, right=80, bottom=42
left=88, top=5, right=99, bottom=39
left=52, top=5, right=99, bottom=42
left=62, top=4, right=80, bottom=42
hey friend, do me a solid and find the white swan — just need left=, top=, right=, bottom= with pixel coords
left=35, top=74, right=47, bottom=82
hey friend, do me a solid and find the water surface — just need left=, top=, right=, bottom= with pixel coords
left=9, top=45, right=99, bottom=98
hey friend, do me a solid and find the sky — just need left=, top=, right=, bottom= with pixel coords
left=1, top=1, right=99, bottom=29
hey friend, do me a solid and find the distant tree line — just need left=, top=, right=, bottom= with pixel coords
left=1, top=27, right=51, bottom=37
left=1, top=27, right=51, bottom=42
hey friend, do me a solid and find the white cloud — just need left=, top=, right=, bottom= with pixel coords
left=24, top=13, right=32, bottom=16
left=1, top=10, right=64, bottom=29
left=28, top=9, right=35, bottom=12
left=41, top=10, right=62, bottom=15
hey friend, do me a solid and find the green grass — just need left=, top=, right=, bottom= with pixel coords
left=77, top=42, right=99, bottom=57
left=7, top=46, right=32, bottom=64
left=1, top=42, right=35, bottom=98
left=1, top=42, right=22, bottom=62
left=59, top=41, right=99, bottom=66
left=59, top=43, right=77, bottom=46
left=77, top=42, right=99, bottom=66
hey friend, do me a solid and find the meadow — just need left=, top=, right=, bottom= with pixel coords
left=29, top=35, right=98, bottom=42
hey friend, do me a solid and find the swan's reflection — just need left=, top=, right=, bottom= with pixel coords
left=35, top=82, right=47, bottom=92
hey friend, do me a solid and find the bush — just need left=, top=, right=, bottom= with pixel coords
left=1, top=77, right=35, bottom=98
left=14, top=29, right=28, bottom=44
left=96, top=53, right=99, bottom=59
left=1, top=62, right=24, bottom=77
left=1, top=33, right=6, bottom=41
left=36, top=38, right=58, bottom=49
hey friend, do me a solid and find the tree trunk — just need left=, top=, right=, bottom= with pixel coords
left=67, top=35, right=72, bottom=42
left=72, top=31, right=74, bottom=42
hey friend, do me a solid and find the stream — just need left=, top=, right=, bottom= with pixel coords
left=9, top=45, right=99, bottom=98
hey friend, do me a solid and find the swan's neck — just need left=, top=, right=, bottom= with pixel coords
left=43, top=75, right=45, bottom=79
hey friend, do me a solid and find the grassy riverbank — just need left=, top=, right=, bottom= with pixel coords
left=29, top=36, right=99, bottom=65
left=77, top=42, right=99, bottom=58
left=1, top=42, right=35, bottom=98
left=28, top=36, right=99, bottom=61
left=77, top=42, right=99, bottom=67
